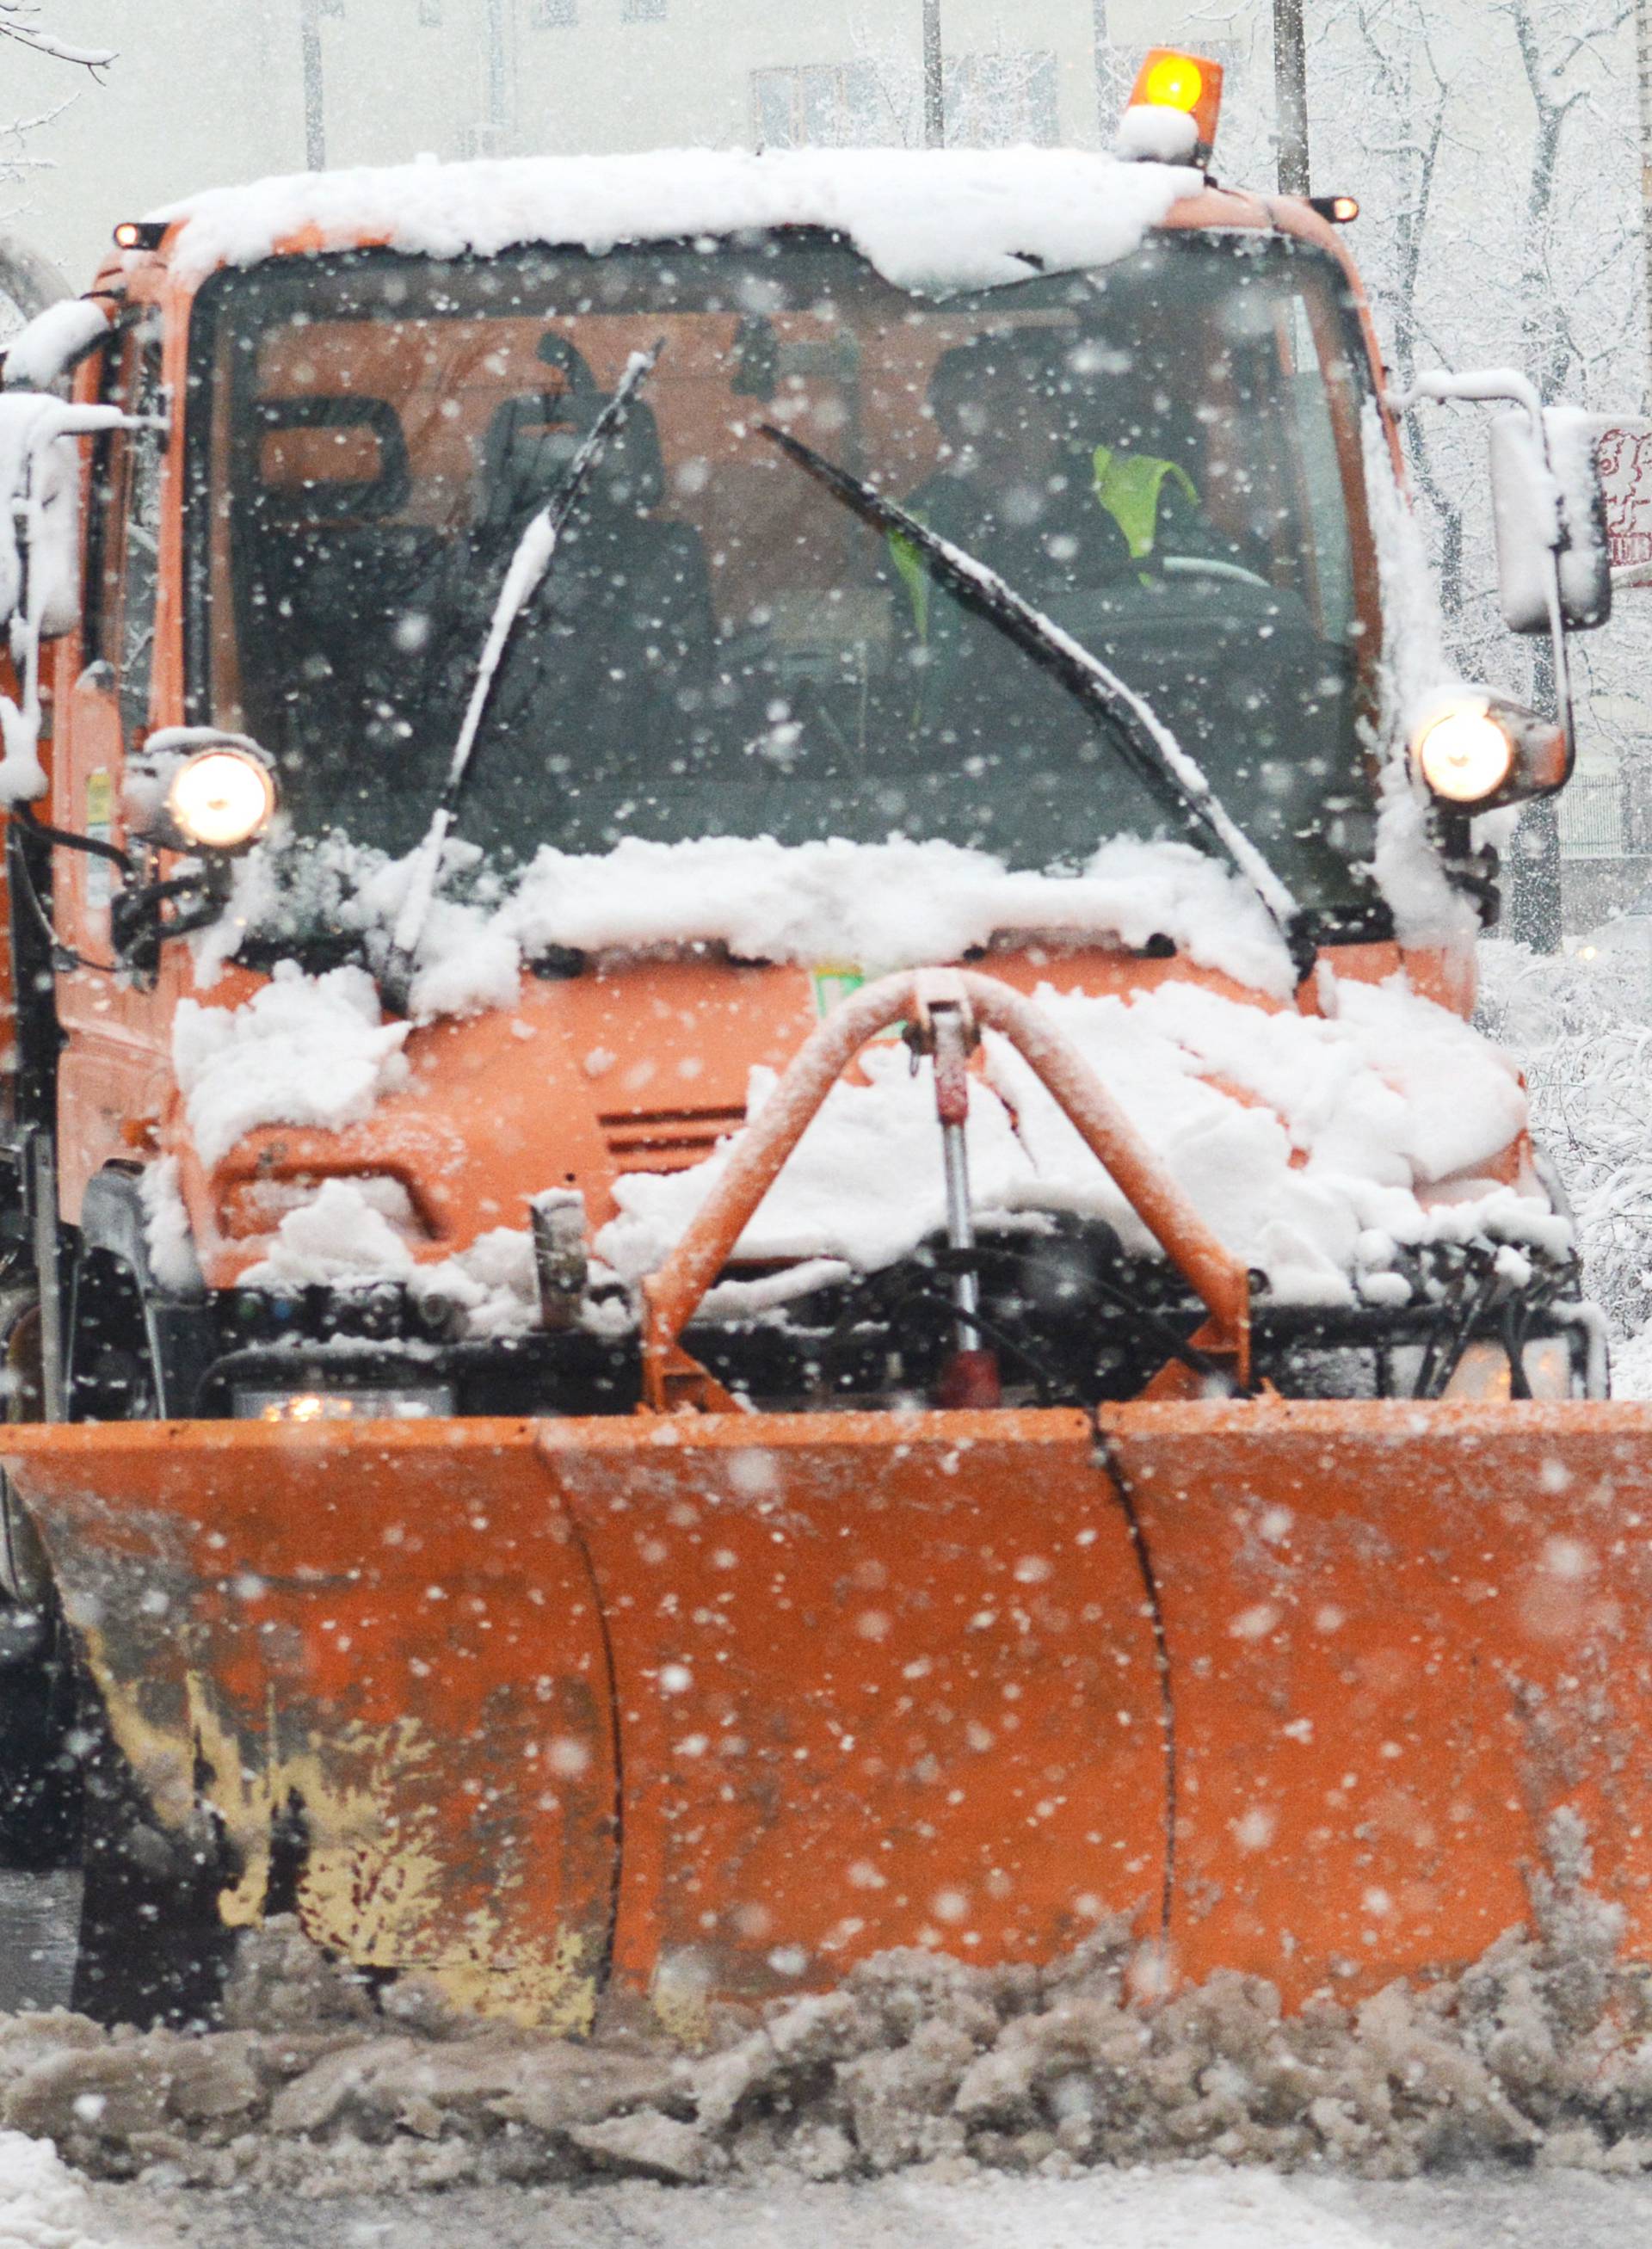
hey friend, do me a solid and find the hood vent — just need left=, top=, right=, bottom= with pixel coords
left=601, top=1103, right=749, bottom=1175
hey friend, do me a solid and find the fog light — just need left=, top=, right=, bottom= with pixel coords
left=1413, top=701, right=1514, bottom=805
left=231, top=1385, right=455, bottom=1422
left=167, top=746, right=276, bottom=853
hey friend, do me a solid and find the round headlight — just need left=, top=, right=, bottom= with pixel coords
left=1414, top=704, right=1515, bottom=805
left=164, top=747, right=275, bottom=852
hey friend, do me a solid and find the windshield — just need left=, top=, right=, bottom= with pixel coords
left=187, top=229, right=1381, bottom=924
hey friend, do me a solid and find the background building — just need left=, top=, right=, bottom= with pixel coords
left=3, top=2, right=1249, bottom=283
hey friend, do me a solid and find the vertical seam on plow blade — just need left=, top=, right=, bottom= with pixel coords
left=1092, top=1419, right=1176, bottom=1946
left=554, top=1468, right=626, bottom=2002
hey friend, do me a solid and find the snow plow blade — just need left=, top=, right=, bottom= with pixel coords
left=4, top=1396, right=1652, bottom=2026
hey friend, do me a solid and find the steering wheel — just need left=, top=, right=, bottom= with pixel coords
left=1160, top=554, right=1275, bottom=593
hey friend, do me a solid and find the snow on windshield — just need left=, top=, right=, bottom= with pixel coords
left=196, top=832, right=1298, bottom=1009
left=157, top=147, right=1201, bottom=295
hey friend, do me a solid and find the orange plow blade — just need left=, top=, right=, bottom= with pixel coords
left=1108, top=1398, right=1652, bottom=2001
left=0, top=1420, right=621, bottom=2026
left=544, top=1411, right=1165, bottom=2024
left=4, top=1397, right=1652, bottom=2026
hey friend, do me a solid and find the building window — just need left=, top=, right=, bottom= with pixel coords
left=752, top=52, right=1057, bottom=149
left=752, top=63, right=896, bottom=148
left=622, top=0, right=666, bottom=19
left=533, top=0, right=576, bottom=21
left=944, top=51, right=1059, bottom=146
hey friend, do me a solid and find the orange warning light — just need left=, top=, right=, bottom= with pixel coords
left=1140, top=52, right=1204, bottom=109
left=1128, top=47, right=1224, bottom=159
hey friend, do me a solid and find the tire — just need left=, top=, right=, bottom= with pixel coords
left=0, top=1583, right=80, bottom=1869
left=0, top=1295, right=81, bottom=1871
left=72, top=1672, right=238, bottom=2029
left=54, top=1260, right=237, bottom=2027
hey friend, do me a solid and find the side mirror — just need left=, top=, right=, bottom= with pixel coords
left=0, top=392, right=146, bottom=807
left=0, top=394, right=86, bottom=649
left=1489, top=406, right=1612, bottom=635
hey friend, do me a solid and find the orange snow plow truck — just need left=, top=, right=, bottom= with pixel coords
left=0, top=55, right=1637, bottom=2033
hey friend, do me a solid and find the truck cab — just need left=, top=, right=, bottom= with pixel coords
left=2, top=140, right=1595, bottom=1429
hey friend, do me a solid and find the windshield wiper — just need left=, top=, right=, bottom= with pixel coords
left=760, top=424, right=1316, bottom=986
left=387, top=342, right=665, bottom=983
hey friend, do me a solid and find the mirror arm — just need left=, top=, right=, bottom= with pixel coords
left=12, top=800, right=132, bottom=873
left=1384, top=369, right=1544, bottom=419
left=110, top=864, right=229, bottom=973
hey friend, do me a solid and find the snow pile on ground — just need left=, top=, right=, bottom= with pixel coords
left=8, top=1824, right=1652, bottom=2197
left=0, top=2125, right=117, bottom=2246
left=172, top=964, right=410, bottom=1169
left=1476, top=936, right=1652, bottom=1368
left=600, top=971, right=1554, bottom=1309
left=156, top=147, right=1202, bottom=298
left=78, top=2165, right=1652, bottom=2249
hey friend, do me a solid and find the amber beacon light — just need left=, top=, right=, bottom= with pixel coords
left=1128, top=48, right=1224, bottom=163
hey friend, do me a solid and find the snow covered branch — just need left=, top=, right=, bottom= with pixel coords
left=0, top=3, right=114, bottom=71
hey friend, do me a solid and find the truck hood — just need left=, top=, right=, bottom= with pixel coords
left=165, top=940, right=1563, bottom=1322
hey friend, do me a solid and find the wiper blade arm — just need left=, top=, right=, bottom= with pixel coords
left=389, top=341, right=666, bottom=977
left=760, top=423, right=1315, bottom=985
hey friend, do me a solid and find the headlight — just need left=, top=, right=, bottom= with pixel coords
left=1386, top=1339, right=1576, bottom=1402
left=166, top=746, right=276, bottom=853
left=1413, top=700, right=1514, bottom=805
left=231, top=1385, right=455, bottom=1422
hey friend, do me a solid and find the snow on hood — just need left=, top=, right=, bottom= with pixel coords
left=223, top=965, right=1554, bottom=1322
left=155, top=147, right=1202, bottom=295
left=182, top=862, right=1552, bottom=1319
left=174, top=962, right=410, bottom=1168
left=598, top=973, right=1554, bottom=1309
left=163, top=954, right=1541, bottom=1323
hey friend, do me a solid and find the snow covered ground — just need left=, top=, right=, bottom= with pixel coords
left=63, top=2165, right=1652, bottom=2249
left=0, top=1876, right=1638, bottom=2245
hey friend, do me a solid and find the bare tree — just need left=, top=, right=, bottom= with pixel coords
left=1273, top=0, right=1310, bottom=191
left=848, top=12, right=1060, bottom=149
left=0, top=3, right=114, bottom=335
left=1309, top=1, right=1637, bottom=660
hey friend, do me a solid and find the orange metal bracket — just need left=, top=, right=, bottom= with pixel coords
left=640, top=967, right=1251, bottom=1408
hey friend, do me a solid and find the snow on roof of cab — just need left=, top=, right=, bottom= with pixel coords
left=153, top=146, right=1205, bottom=295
